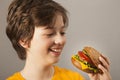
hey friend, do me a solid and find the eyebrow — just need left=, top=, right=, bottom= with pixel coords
left=44, top=25, right=66, bottom=30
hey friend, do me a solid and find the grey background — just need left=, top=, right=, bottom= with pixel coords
left=0, top=0, right=120, bottom=80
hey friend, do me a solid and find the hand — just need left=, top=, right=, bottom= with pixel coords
left=88, top=55, right=112, bottom=80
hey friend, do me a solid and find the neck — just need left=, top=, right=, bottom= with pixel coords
left=21, top=58, right=54, bottom=80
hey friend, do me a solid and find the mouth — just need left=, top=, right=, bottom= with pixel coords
left=49, top=48, right=63, bottom=56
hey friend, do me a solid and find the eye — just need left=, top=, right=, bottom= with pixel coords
left=47, top=32, right=55, bottom=37
left=60, top=32, right=66, bottom=36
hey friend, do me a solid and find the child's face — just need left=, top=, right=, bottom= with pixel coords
left=26, top=14, right=66, bottom=65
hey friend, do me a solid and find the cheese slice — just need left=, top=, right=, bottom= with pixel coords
left=72, top=55, right=89, bottom=70
left=79, top=61, right=89, bottom=69
left=72, top=55, right=98, bottom=73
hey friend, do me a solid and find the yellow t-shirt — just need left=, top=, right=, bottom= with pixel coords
left=7, top=66, right=85, bottom=80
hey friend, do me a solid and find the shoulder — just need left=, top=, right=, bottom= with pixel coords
left=6, top=72, right=24, bottom=80
left=53, top=66, right=85, bottom=80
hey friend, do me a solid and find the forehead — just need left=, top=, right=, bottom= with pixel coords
left=44, top=14, right=66, bottom=30
left=54, top=14, right=65, bottom=28
left=35, top=14, right=66, bottom=31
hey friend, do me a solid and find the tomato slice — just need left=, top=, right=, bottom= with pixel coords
left=78, top=51, right=93, bottom=64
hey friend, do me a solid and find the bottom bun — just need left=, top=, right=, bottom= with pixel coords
left=71, top=57, right=95, bottom=73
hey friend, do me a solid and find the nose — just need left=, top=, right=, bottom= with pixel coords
left=54, top=34, right=66, bottom=45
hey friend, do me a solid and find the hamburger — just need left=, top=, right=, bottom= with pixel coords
left=71, top=46, right=102, bottom=73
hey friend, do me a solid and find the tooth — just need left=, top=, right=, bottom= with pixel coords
left=51, top=49, right=61, bottom=52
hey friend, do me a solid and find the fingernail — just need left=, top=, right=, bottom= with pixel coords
left=98, top=64, right=101, bottom=68
left=99, top=56, right=102, bottom=60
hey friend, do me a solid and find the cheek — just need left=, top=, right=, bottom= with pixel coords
left=39, top=38, right=53, bottom=50
left=29, top=39, right=52, bottom=57
left=29, top=38, right=48, bottom=50
left=63, top=37, right=67, bottom=44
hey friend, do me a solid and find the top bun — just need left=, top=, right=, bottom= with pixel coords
left=84, top=46, right=101, bottom=67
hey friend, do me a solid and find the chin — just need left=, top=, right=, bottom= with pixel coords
left=50, top=57, right=60, bottom=65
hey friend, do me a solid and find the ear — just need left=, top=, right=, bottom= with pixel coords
left=19, top=39, right=29, bottom=48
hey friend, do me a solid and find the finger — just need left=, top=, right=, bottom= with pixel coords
left=98, top=64, right=108, bottom=73
left=88, top=73, right=95, bottom=77
left=100, top=54, right=110, bottom=65
left=99, top=56, right=110, bottom=71
left=88, top=73, right=99, bottom=80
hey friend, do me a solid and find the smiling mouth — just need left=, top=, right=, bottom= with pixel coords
left=49, top=48, right=62, bottom=56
